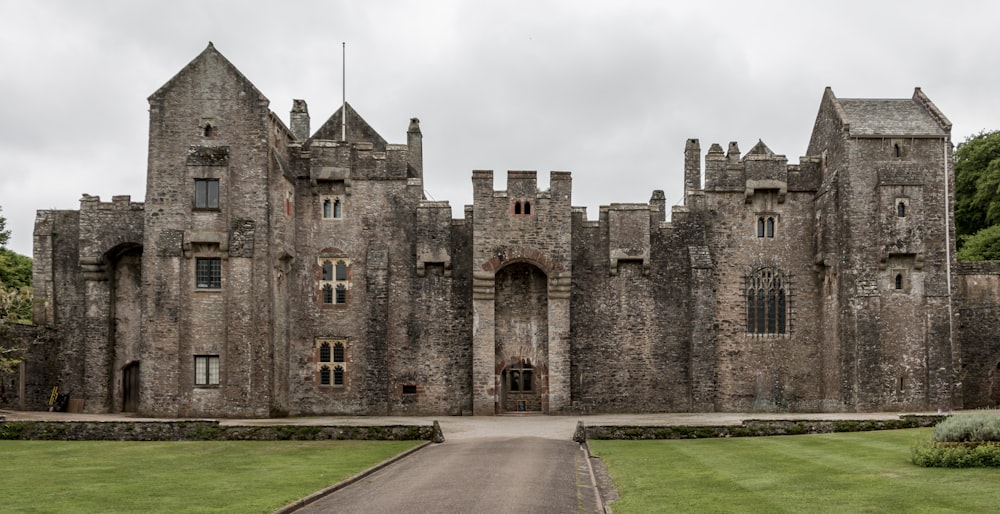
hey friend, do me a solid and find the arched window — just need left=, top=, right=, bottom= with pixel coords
left=335, top=261, right=347, bottom=281
left=321, top=283, right=334, bottom=304
left=335, top=283, right=347, bottom=304
left=204, top=124, right=214, bottom=138
left=766, top=217, right=775, bottom=238
left=323, top=199, right=332, bottom=219
left=319, top=342, right=331, bottom=362
left=333, top=365, right=344, bottom=386
left=895, top=273, right=903, bottom=290
left=757, top=217, right=765, bottom=238
left=322, top=261, right=333, bottom=281
left=747, top=268, right=787, bottom=335
left=897, top=201, right=906, bottom=218
left=320, top=365, right=331, bottom=386
left=893, top=143, right=901, bottom=158
left=333, top=342, right=345, bottom=363
left=333, top=198, right=342, bottom=218
left=514, top=201, right=522, bottom=215
left=524, top=201, right=532, bottom=215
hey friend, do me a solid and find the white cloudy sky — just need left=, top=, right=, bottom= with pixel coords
left=2, top=0, right=999, bottom=256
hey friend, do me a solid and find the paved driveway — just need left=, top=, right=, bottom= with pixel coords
left=296, top=435, right=601, bottom=514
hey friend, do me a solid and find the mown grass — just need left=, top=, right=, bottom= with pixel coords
left=0, top=440, right=421, bottom=513
left=590, top=428, right=1000, bottom=513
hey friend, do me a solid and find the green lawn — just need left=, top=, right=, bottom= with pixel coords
left=590, top=428, right=1000, bottom=513
left=0, top=440, right=421, bottom=513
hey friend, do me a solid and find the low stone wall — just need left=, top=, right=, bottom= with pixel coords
left=0, top=420, right=443, bottom=441
left=580, top=415, right=946, bottom=441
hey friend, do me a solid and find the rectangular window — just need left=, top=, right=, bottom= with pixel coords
left=194, top=355, right=220, bottom=386
left=194, top=179, right=220, bottom=209
left=195, top=258, right=222, bottom=289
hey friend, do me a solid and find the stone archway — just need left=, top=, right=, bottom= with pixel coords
left=494, top=262, right=549, bottom=413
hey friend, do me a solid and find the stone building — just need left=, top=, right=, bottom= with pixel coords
left=24, top=43, right=1000, bottom=417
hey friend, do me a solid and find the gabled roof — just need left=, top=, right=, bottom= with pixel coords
left=745, top=139, right=776, bottom=158
left=148, top=42, right=268, bottom=106
left=309, top=102, right=387, bottom=151
left=834, top=88, right=951, bottom=137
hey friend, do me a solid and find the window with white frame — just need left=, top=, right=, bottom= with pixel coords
left=194, top=355, right=220, bottom=386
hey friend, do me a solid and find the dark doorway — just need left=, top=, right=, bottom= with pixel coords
left=123, top=361, right=139, bottom=412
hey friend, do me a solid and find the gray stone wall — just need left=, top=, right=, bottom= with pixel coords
left=27, top=44, right=992, bottom=418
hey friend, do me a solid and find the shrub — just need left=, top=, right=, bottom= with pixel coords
left=933, top=412, right=1000, bottom=443
left=912, top=440, right=1000, bottom=467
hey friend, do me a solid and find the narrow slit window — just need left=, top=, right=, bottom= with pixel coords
left=514, top=201, right=522, bottom=215
left=323, top=199, right=332, bottom=219
left=757, top=217, right=765, bottom=238
left=766, top=217, right=775, bottom=238
left=333, top=198, right=342, bottom=218
left=897, top=202, right=906, bottom=218
left=893, top=143, right=901, bottom=158
left=895, top=273, right=903, bottom=290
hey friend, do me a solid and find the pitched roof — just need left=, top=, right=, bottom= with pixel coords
left=837, top=98, right=947, bottom=137
left=309, top=102, right=387, bottom=151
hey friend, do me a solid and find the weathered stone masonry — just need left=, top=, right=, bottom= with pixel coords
left=15, top=43, right=1000, bottom=416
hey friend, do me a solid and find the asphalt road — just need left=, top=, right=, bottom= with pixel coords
left=296, top=436, right=602, bottom=514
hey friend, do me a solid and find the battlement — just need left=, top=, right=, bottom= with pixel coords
left=79, top=194, right=145, bottom=212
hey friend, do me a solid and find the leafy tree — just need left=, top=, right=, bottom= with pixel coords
left=0, top=249, right=31, bottom=289
left=954, top=130, right=1000, bottom=249
left=956, top=224, right=1000, bottom=261
left=0, top=206, right=9, bottom=248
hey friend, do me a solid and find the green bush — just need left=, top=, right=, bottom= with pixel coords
left=933, top=412, right=1000, bottom=443
left=912, top=440, right=1000, bottom=467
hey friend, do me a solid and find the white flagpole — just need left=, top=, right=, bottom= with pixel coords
left=341, top=42, right=346, bottom=141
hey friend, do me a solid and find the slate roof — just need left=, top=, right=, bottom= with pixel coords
left=838, top=98, right=947, bottom=137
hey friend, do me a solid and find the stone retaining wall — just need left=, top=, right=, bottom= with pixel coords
left=579, top=415, right=946, bottom=441
left=0, top=420, right=441, bottom=441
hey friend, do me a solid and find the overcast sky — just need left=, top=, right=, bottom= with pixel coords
left=2, top=1, right=998, bottom=257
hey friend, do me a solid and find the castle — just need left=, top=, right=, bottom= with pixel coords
left=23, top=43, right=1000, bottom=417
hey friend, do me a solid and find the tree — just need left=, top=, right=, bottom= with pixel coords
left=956, top=224, right=1000, bottom=261
left=954, top=130, right=1000, bottom=248
left=0, top=206, right=9, bottom=248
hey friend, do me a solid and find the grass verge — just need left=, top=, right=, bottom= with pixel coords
left=0, top=439, right=421, bottom=513
left=590, top=428, right=1000, bottom=513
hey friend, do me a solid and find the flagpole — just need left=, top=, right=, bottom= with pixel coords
left=341, top=42, right=346, bottom=141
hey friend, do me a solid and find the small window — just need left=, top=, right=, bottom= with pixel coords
left=320, top=365, right=331, bottom=386
left=766, top=217, right=775, bottom=238
left=897, top=201, right=906, bottom=218
left=402, top=384, right=417, bottom=395
left=333, top=342, right=345, bottom=363
left=195, top=258, right=221, bottom=289
left=319, top=342, right=331, bottom=362
left=194, top=179, right=220, bottom=209
left=894, top=273, right=903, bottom=290
left=333, top=365, right=344, bottom=386
left=335, top=261, right=347, bottom=281
left=321, top=283, right=334, bottom=304
left=194, top=355, right=220, bottom=386
left=757, top=217, right=765, bottom=238
left=524, top=201, right=531, bottom=215
left=507, top=361, right=533, bottom=392
left=204, top=124, right=214, bottom=138
left=893, top=143, right=901, bottom=158
left=322, top=197, right=343, bottom=219
left=335, top=284, right=347, bottom=304
left=514, top=201, right=522, bottom=215
left=322, top=261, right=333, bottom=281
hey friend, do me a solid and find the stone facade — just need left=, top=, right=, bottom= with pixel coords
left=21, top=43, right=1000, bottom=417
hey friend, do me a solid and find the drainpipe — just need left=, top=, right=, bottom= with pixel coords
left=943, top=139, right=956, bottom=409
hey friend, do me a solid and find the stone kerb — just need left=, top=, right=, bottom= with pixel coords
left=579, top=415, right=946, bottom=440
left=0, top=421, right=439, bottom=441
